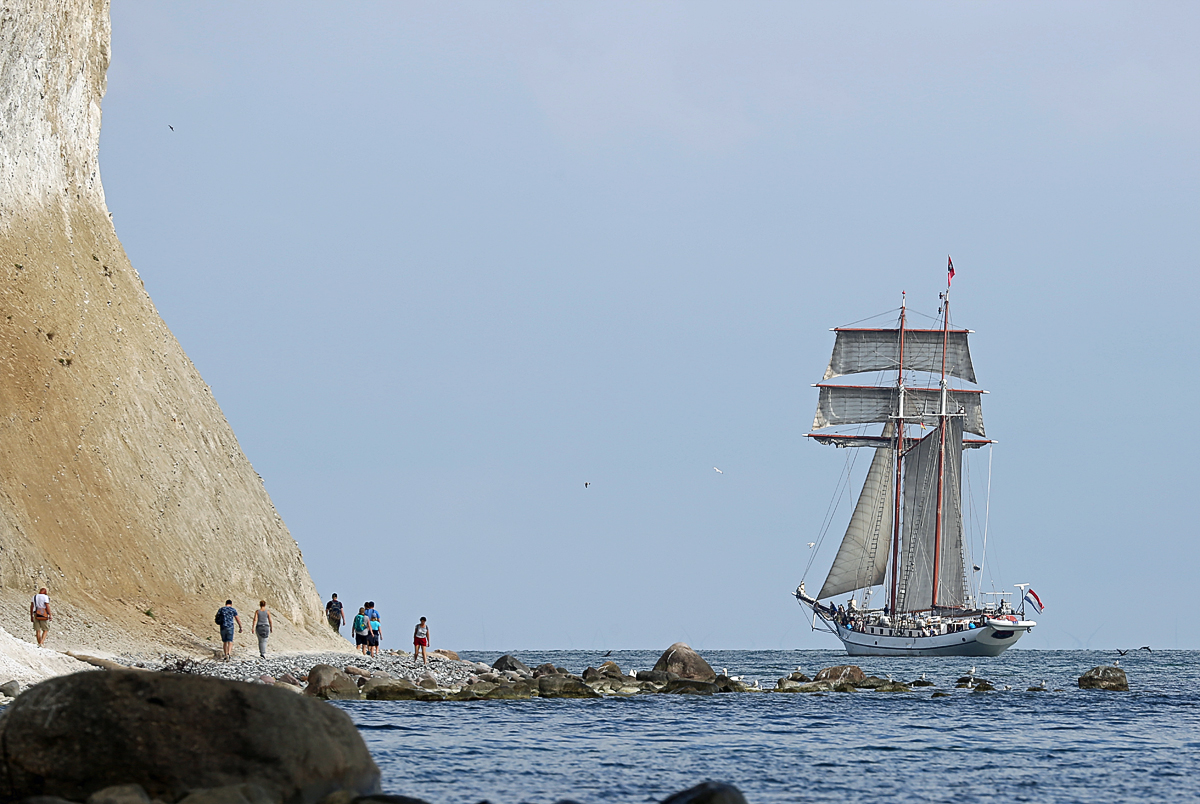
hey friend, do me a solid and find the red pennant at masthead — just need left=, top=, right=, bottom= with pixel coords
left=947, top=256, right=955, bottom=286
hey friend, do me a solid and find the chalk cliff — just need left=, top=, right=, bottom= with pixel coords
left=0, top=0, right=341, bottom=653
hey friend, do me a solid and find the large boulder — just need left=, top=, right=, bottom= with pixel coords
left=0, top=670, right=379, bottom=804
left=430, top=649, right=460, bottom=661
left=305, top=664, right=361, bottom=700
left=652, top=643, right=716, bottom=682
left=1079, top=665, right=1129, bottom=691
left=814, top=665, right=865, bottom=683
left=491, top=655, right=533, bottom=675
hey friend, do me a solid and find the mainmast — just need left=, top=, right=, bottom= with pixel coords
left=931, top=279, right=951, bottom=609
left=889, top=294, right=906, bottom=614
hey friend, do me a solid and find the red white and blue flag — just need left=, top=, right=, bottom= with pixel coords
left=947, top=256, right=955, bottom=286
left=1024, top=588, right=1045, bottom=613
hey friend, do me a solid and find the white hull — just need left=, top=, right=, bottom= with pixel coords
left=834, top=618, right=1034, bottom=657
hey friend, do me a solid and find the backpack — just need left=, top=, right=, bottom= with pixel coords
left=215, top=610, right=223, bottom=625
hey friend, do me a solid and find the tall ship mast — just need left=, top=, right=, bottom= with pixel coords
left=794, top=268, right=1038, bottom=656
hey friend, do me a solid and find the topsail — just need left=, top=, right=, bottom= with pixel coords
left=824, top=328, right=976, bottom=383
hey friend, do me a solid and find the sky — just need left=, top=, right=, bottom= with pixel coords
left=99, top=2, right=1200, bottom=651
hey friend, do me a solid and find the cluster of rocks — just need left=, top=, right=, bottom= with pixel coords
left=302, top=643, right=752, bottom=701
left=773, top=664, right=913, bottom=693
left=770, top=663, right=1130, bottom=695
left=0, top=668, right=750, bottom=804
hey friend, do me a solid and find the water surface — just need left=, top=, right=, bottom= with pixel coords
left=339, top=649, right=1198, bottom=804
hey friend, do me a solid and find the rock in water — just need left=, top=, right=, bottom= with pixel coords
left=537, top=676, right=601, bottom=699
left=660, top=679, right=720, bottom=696
left=491, top=655, right=532, bottom=675
left=661, top=782, right=748, bottom=804
left=652, top=643, right=716, bottom=682
left=814, top=665, right=865, bottom=683
left=0, top=0, right=340, bottom=651
left=0, top=670, right=380, bottom=803
left=304, top=664, right=361, bottom=700
left=1078, top=666, right=1129, bottom=691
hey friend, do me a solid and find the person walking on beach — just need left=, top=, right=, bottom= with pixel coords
left=252, top=600, right=273, bottom=658
left=352, top=607, right=371, bottom=655
left=216, top=599, right=242, bottom=659
left=30, top=587, right=52, bottom=647
left=369, top=614, right=382, bottom=657
left=325, top=594, right=344, bottom=633
left=364, top=601, right=380, bottom=622
left=413, top=616, right=430, bottom=666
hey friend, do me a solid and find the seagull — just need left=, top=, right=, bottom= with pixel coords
left=1116, top=649, right=1128, bottom=656
left=584, top=482, right=590, bottom=488
left=968, top=666, right=976, bottom=676
left=1114, top=659, right=1120, bottom=666
left=168, top=125, right=174, bottom=131
left=713, top=467, right=723, bottom=474
left=807, top=542, right=816, bottom=549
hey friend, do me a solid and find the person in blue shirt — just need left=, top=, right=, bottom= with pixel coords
left=216, top=600, right=242, bottom=659
left=369, top=616, right=382, bottom=656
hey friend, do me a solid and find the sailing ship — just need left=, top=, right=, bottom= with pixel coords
left=794, top=277, right=1036, bottom=656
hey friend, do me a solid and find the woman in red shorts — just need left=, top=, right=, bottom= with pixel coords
left=413, top=616, right=430, bottom=666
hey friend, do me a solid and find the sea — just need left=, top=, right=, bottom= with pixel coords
left=336, top=649, right=1199, bottom=804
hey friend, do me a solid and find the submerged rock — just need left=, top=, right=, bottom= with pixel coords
left=653, top=643, right=716, bottom=682
left=537, top=675, right=601, bottom=699
left=661, top=781, right=747, bottom=804
left=0, top=670, right=379, bottom=803
left=660, top=679, right=720, bottom=696
left=911, top=678, right=935, bottom=687
left=1078, top=665, right=1129, bottom=691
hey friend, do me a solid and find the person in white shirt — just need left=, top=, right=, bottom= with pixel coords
left=30, top=587, right=52, bottom=646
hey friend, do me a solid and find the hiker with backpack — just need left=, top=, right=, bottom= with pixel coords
left=215, top=600, right=242, bottom=659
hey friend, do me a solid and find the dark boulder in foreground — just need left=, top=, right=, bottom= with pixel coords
left=0, top=670, right=380, bottom=804
left=492, top=655, right=533, bottom=675
left=537, top=675, right=601, bottom=699
left=814, top=665, right=865, bottom=683
left=1079, top=665, right=1129, bottom=691
left=662, top=781, right=748, bottom=804
left=653, top=643, right=716, bottom=682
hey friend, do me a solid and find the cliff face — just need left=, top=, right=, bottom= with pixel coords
left=0, top=0, right=341, bottom=653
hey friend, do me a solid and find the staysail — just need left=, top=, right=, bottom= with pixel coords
left=895, top=417, right=967, bottom=612
left=817, top=423, right=895, bottom=600
left=823, top=328, right=976, bottom=383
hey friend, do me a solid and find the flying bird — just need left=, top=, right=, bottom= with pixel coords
left=1139, top=646, right=1152, bottom=652
left=1116, top=649, right=1129, bottom=656
left=584, top=482, right=590, bottom=488
left=168, top=125, right=174, bottom=131
left=713, top=467, right=723, bottom=474
left=972, top=565, right=981, bottom=572
left=807, top=542, right=816, bottom=549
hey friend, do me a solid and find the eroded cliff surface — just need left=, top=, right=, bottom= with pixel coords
left=0, top=0, right=341, bottom=653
